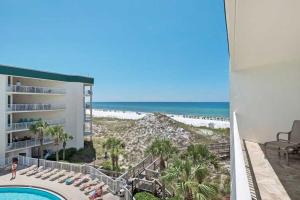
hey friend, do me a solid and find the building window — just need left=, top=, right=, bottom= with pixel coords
left=7, top=76, right=11, bottom=86
left=7, top=134, right=11, bottom=145
left=7, top=95, right=11, bottom=108
left=7, top=114, right=11, bottom=126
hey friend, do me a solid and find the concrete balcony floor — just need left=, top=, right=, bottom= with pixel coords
left=245, top=141, right=300, bottom=200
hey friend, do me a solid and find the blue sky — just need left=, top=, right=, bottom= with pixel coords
left=0, top=0, right=228, bottom=102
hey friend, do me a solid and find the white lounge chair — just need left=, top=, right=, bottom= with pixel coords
left=65, top=173, right=82, bottom=185
left=19, top=165, right=37, bottom=175
left=27, top=166, right=43, bottom=176
left=80, top=178, right=98, bottom=191
left=91, top=185, right=109, bottom=200
left=58, top=171, right=75, bottom=183
left=84, top=182, right=105, bottom=195
left=35, top=168, right=52, bottom=178
left=49, top=170, right=66, bottom=181
left=42, top=168, right=59, bottom=179
left=74, top=175, right=90, bottom=186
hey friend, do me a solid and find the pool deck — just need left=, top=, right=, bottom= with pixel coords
left=0, top=169, right=120, bottom=200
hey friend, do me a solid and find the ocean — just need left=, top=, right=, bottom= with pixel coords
left=92, top=102, right=229, bottom=118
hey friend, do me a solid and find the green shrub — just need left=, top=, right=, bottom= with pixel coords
left=47, top=148, right=77, bottom=161
left=134, top=192, right=158, bottom=200
left=101, top=160, right=112, bottom=170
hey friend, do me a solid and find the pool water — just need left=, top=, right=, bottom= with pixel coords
left=0, top=187, right=64, bottom=200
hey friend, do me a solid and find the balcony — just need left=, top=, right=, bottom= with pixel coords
left=6, top=119, right=65, bottom=132
left=84, top=131, right=93, bottom=136
left=6, top=137, right=54, bottom=152
left=232, top=112, right=297, bottom=200
left=7, top=85, right=65, bottom=95
left=7, top=104, right=65, bottom=113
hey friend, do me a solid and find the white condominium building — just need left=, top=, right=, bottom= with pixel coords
left=0, top=64, right=94, bottom=161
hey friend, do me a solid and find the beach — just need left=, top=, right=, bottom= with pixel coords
left=90, top=109, right=230, bottom=129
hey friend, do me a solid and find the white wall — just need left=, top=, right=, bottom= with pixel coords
left=64, top=82, right=84, bottom=149
left=0, top=75, right=6, bottom=161
left=231, top=64, right=300, bottom=143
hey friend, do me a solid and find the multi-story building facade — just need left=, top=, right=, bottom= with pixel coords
left=0, top=64, right=94, bottom=161
left=226, top=0, right=300, bottom=199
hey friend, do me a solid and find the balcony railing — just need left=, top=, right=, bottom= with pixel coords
left=6, top=137, right=54, bottom=152
left=6, top=119, right=66, bottom=132
left=231, top=112, right=252, bottom=200
left=7, top=104, right=65, bottom=112
left=7, top=85, right=66, bottom=95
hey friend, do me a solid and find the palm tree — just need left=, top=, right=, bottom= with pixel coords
left=29, top=120, right=49, bottom=159
left=146, top=138, right=177, bottom=170
left=61, top=132, right=73, bottom=160
left=47, top=125, right=64, bottom=161
left=162, top=158, right=217, bottom=200
left=103, top=137, right=124, bottom=171
left=187, top=144, right=219, bottom=169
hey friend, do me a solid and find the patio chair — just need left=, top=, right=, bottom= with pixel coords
left=74, top=175, right=90, bottom=186
left=58, top=171, right=75, bottom=183
left=26, top=166, right=43, bottom=176
left=19, top=165, right=37, bottom=175
left=84, top=182, right=105, bottom=195
left=264, top=120, right=300, bottom=164
left=41, top=168, right=59, bottom=179
left=65, top=173, right=82, bottom=185
left=35, top=168, right=52, bottom=178
left=80, top=178, right=98, bottom=191
left=49, top=170, right=66, bottom=181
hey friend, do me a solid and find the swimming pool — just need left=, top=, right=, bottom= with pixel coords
left=0, top=187, right=65, bottom=200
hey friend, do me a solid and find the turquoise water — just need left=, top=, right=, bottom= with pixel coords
left=0, top=187, right=63, bottom=200
left=92, top=102, right=229, bottom=118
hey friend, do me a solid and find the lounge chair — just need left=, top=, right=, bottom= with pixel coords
left=41, top=169, right=59, bottom=179
left=26, top=166, right=44, bottom=176
left=58, top=171, right=75, bottom=183
left=19, top=165, right=37, bottom=175
left=73, top=175, right=90, bottom=186
left=91, top=185, right=109, bottom=200
left=65, top=173, right=82, bottom=185
left=84, top=182, right=105, bottom=195
left=35, top=168, right=52, bottom=178
left=264, top=120, right=300, bottom=164
left=49, top=170, right=66, bottom=181
left=80, top=179, right=98, bottom=191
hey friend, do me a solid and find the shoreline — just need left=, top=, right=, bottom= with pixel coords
left=89, top=109, right=230, bottom=129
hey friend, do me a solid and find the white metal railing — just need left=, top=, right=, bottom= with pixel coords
left=231, top=112, right=251, bottom=200
left=6, top=119, right=65, bottom=132
left=16, top=155, right=135, bottom=199
left=6, top=137, right=54, bottom=152
left=7, top=104, right=65, bottom=112
left=7, top=85, right=66, bottom=94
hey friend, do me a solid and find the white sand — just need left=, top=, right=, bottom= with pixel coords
left=90, top=109, right=230, bottom=129
left=168, top=114, right=230, bottom=129
left=90, top=109, right=148, bottom=120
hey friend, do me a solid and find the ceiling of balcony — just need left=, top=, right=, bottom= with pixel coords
left=225, top=0, right=300, bottom=71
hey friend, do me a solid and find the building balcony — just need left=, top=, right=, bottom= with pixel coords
left=6, top=119, right=65, bottom=132
left=84, top=131, right=93, bottom=136
left=7, top=85, right=66, bottom=95
left=6, top=137, right=54, bottom=152
left=232, top=112, right=296, bottom=200
left=7, top=104, right=65, bottom=113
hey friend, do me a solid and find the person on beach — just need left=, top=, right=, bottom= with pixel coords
left=89, top=186, right=103, bottom=200
left=10, top=160, right=18, bottom=180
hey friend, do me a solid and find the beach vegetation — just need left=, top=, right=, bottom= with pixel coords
left=103, top=137, right=125, bottom=171
left=162, top=144, right=219, bottom=200
left=134, top=192, right=159, bottom=200
left=146, top=138, right=177, bottom=170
